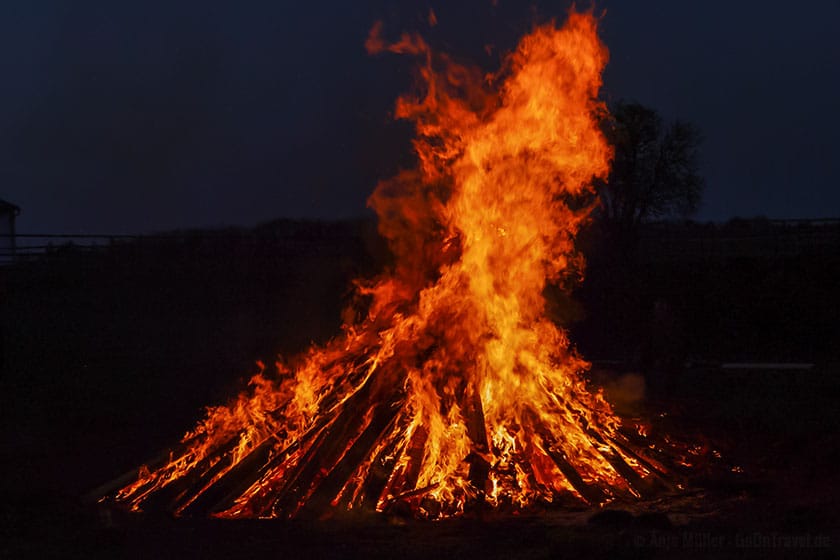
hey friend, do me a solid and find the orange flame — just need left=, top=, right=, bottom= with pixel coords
left=109, top=10, right=668, bottom=519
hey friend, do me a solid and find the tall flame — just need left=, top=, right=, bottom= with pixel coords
left=109, top=10, right=667, bottom=519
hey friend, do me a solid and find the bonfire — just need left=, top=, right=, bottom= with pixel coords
left=105, top=10, right=674, bottom=520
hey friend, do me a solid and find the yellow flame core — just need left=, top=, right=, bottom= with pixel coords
left=112, top=11, right=655, bottom=519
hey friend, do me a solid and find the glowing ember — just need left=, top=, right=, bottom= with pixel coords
left=107, top=10, right=670, bottom=519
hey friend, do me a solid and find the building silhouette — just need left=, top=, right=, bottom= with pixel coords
left=0, top=198, right=20, bottom=264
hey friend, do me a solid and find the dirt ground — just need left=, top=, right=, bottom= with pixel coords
left=3, top=364, right=837, bottom=559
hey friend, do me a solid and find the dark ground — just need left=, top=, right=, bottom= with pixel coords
left=2, top=221, right=839, bottom=558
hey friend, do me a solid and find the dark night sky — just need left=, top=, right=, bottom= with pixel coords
left=2, top=1, right=838, bottom=234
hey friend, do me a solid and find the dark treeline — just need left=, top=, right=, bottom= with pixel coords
left=573, top=218, right=840, bottom=368
left=2, top=216, right=839, bottom=509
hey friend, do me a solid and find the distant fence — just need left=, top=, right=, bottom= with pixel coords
left=0, top=222, right=375, bottom=265
left=0, top=233, right=171, bottom=264
left=3, top=218, right=840, bottom=264
left=639, top=219, right=840, bottom=261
